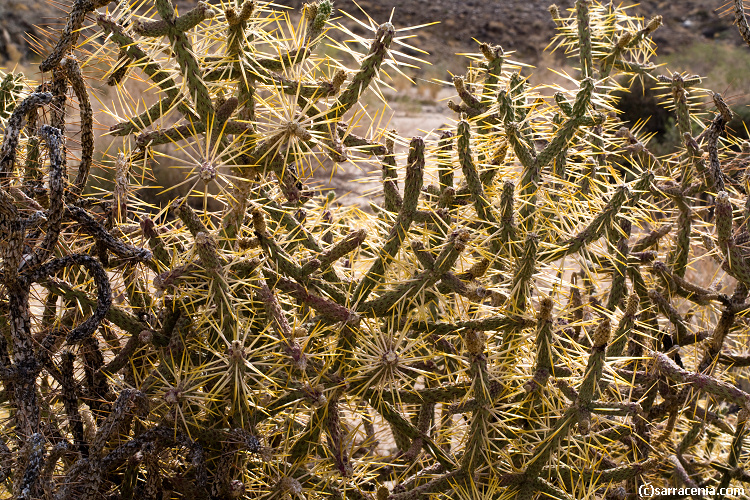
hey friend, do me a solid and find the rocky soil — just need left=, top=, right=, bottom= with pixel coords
left=0, top=0, right=745, bottom=65
left=324, top=0, right=744, bottom=59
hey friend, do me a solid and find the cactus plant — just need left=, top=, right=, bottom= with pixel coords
left=3, top=0, right=750, bottom=498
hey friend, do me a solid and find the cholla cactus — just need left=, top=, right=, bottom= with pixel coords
left=3, top=0, right=750, bottom=498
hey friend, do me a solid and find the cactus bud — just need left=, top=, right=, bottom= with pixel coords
left=739, top=409, right=749, bottom=427
left=286, top=120, right=311, bottom=141
left=216, top=96, right=238, bottom=121
left=539, top=296, right=554, bottom=321
left=593, top=317, right=611, bottom=348
left=549, top=4, right=561, bottom=20
left=625, top=292, right=638, bottom=317
left=616, top=31, right=633, bottom=49
left=227, top=340, right=246, bottom=364
left=251, top=207, right=267, bottom=234
left=313, top=0, right=332, bottom=31
left=646, top=15, right=663, bottom=33
left=464, top=329, right=486, bottom=357
left=332, top=69, right=347, bottom=90
left=303, top=2, right=318, bottom=22
left=382, top=350, right=398, bottom=367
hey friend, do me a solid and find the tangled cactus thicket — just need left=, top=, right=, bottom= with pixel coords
left=6, top=0, right=750, bottom=498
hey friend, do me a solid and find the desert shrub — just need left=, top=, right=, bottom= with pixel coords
left=3, top=1, right=750, bottom=499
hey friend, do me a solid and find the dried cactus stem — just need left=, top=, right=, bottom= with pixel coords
left=735, top=0, right=750, bottom=47
left=60, top=352, right=88, bottom=456
left=27, top=254, right=112, bottom=344
left=18, top=125, right=65, bottom=273
left=0, top=92, right=53, bottom=178
left=13, top=432, right=45, bottom=500
left=61, top=57, right=93, bottom=195
left=656, top=352, right=750, bottom=410
left=40, top=0, right=112, bottom=72
left=66, top=205, right=153, bottom=264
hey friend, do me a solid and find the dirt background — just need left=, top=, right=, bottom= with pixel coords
left=289, top=0, right=746, bottom=64
left=0, top=0, right=743, bottom=64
